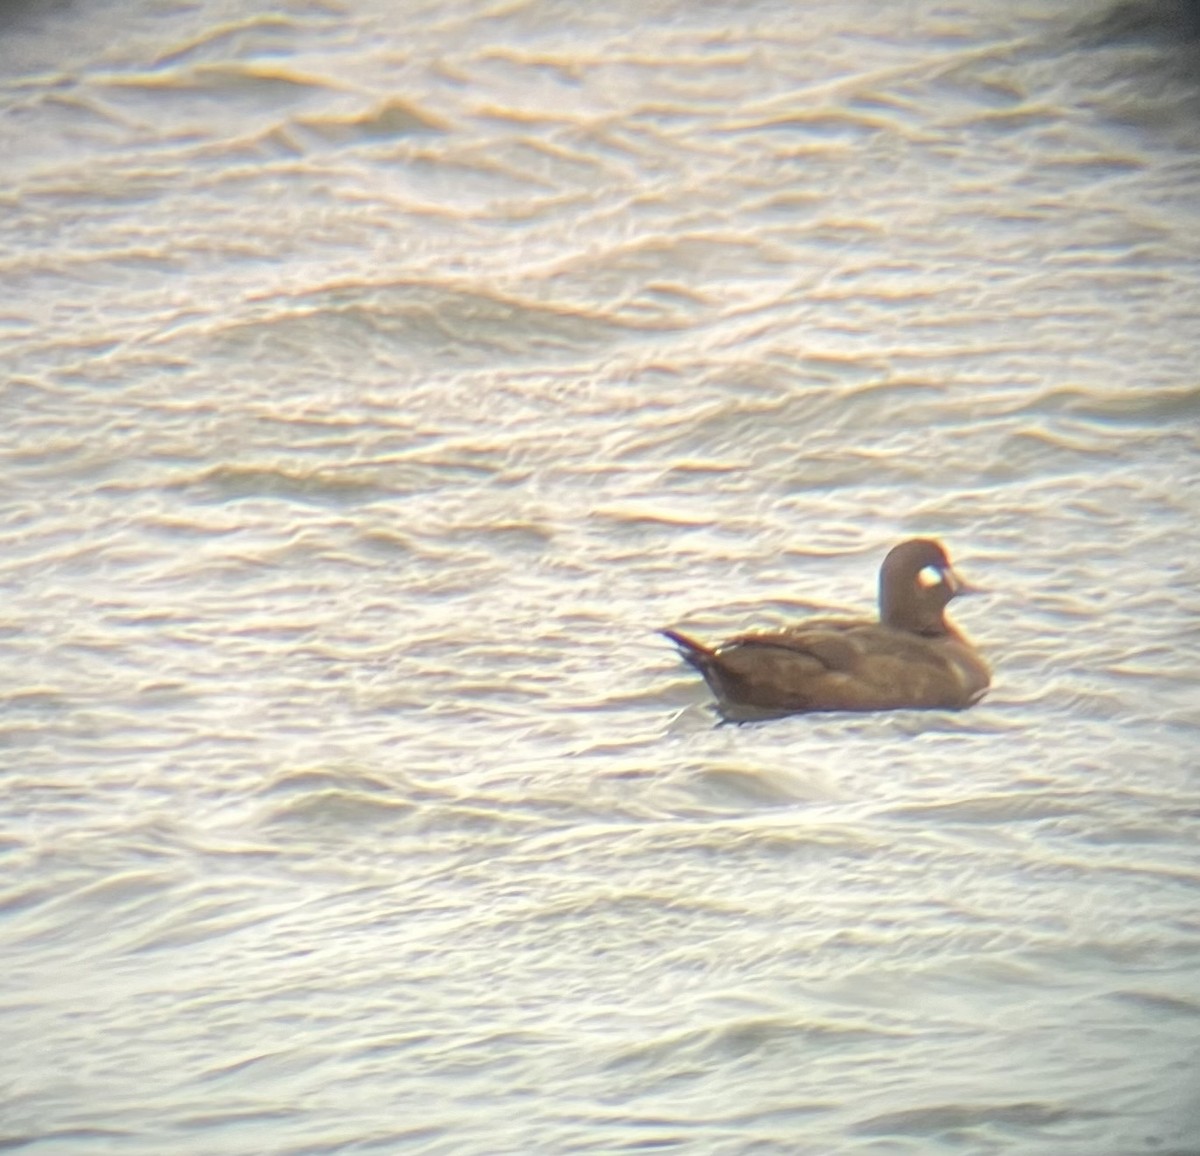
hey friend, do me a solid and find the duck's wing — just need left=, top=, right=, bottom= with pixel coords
left=672, top=622, right=866, bottom=717
left=722, top=620, right=867, bottom=671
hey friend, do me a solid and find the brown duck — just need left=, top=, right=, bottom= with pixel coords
left=662, top=538, right=990, bottom=720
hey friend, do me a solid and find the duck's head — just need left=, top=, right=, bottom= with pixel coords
left=878, top=538, right=973, bottom=635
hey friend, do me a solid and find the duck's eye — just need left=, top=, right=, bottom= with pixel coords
left=917, top=565, right=944, bottom=589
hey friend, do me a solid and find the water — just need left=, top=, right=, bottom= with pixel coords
left=2, top=0, right=1199, bottom=1152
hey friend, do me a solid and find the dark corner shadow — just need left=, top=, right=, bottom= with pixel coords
left=1056, top=0, right=1200, bottom=139
left=1074, top=0, right=1200, bottom=46
left=0, top=0, right=76, bottom=32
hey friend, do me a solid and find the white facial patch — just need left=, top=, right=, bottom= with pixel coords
left=917, top=564, right=944, bottom=589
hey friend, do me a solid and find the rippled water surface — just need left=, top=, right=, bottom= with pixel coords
left=3, top=0, right=1199, bottom=1152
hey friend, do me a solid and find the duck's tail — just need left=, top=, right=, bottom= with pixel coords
left=660, top=628, right=715, bottom=673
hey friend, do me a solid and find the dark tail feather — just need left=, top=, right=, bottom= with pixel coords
left=660, top=628, right=714, bottom=673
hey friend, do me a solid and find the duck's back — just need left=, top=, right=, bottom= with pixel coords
left=667, top=618, right=989, bottom=719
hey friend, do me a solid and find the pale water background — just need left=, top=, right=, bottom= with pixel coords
left=2, top=0, right=1199, bottom=1152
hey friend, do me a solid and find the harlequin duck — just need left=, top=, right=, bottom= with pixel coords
left=662, top=538, right=989, bottom=720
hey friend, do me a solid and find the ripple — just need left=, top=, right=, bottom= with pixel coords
left=852, top=1099, right=1087, bottom=1137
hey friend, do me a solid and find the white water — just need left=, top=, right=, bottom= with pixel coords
left=2, top=1, right=1199, bottom=1152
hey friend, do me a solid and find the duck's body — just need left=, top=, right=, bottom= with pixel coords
left=662, top=539, right=989, bottom=720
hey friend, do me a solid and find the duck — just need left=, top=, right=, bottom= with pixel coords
left=662, top=538, right=990, bottom=720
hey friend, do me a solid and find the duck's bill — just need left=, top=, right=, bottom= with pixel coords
left=947, top=566, right=985, bottom=596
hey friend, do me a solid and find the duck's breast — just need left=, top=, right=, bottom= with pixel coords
left=841, top=626, right=990, bottom=710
